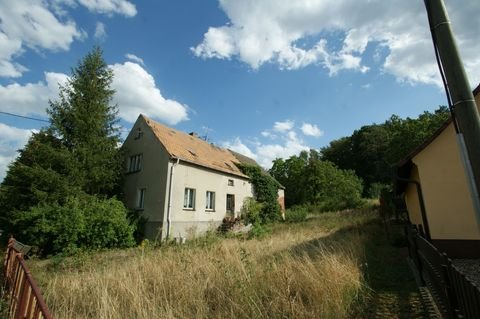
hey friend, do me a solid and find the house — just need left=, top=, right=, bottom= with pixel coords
left=123, top=115, right=285, bottom=241
left=395, top=84, right=480, bottom=258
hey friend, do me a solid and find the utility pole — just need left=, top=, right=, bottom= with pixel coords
left=424, top=0, right=480, bottom=225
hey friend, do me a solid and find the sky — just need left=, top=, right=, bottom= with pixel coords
left=0, top=0, right=479, bottom=180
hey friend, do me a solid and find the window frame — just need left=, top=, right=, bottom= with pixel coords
left=137, top=188, right=146, bottom=210
left=183, top=188, right=196, bottom=210
left=205, top=191, right=215, bottom=211
left=128, top=154, right=143, bottom=173
left=228, top=179, right=234, bottom=186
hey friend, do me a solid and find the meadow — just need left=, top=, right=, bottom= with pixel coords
left=24, top=208, right=425, bottom=319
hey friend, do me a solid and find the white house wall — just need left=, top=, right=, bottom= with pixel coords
left=166, top=161, right=254, bottom=239
left=123, top=117, right=171, bottom=239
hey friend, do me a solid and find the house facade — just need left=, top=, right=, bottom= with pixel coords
left=123, top=115, right=279, bottom=240
left=396, top=85, right=480, bottom=257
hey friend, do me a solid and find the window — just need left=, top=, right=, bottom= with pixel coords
left=206, top=191, right=215, bottom=210
left=184, top=188, right=196, bottom=209
left=226, top=194, right=235, bottom=215
left=128, top=154, right=142, bottom=173
left=137, top=188, right=146, bottom=209
left=228, top=179, right=234, bottom=186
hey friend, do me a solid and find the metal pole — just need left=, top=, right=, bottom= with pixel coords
left=424, top=0, right=480, bottom=226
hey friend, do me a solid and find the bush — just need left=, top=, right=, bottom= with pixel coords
left=285, top=205, right=308, bottom=223
left=241, top=197, right=263, bottom=224
left=238, top=164, right=282, bottom=223
left=14, top=195, right=135, bottom=255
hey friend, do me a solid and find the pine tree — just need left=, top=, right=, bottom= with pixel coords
left=0, top=129, right=81, bottom=236
left=48, top=47, right=123, bottom=195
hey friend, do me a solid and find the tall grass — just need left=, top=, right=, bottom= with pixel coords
left=28, top=210, right=376, bottom=319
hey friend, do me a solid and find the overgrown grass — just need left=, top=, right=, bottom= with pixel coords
left=24, top=207, right=424, bottom=319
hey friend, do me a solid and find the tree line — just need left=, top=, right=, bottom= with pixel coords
left=270, top=107, right=450, bottom=210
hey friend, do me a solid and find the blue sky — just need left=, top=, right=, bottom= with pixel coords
left=0, top=0, right=479, bottom=179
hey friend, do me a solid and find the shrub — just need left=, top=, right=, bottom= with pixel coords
left=240, top=197, right=263, bottom=224
left=285, top=205, right=308, bottom=223
left=238, top=164, right=282, bottom=223
left=14, top=195, right=135, bottom=255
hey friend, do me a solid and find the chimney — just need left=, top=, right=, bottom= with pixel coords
left=189, top=132, right=198, bottom=138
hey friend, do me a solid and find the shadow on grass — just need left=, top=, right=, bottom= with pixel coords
left=286, top=216, right=427, bottom=318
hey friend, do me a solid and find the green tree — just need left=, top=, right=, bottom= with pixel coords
left=0, top=129, right=81, bottom=238
left=270, top=150, right=364, bottom=211
left=48, top=47, right=123, bottom=196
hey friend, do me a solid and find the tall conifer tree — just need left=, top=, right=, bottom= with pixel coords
left=48, top=47, right=122, bottom=195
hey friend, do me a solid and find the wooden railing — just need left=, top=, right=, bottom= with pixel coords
left=406, top=225, right=480, bottom=319
left=3, top=238, right=53, bottom=319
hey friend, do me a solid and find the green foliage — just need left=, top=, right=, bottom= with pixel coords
left=0, top=129, right=81, bottom=239
left=321, top=106, right=450, bottom=192
left=270, top=150, right=364, bottom=212
left=366, top=183, right=389, bottom=199
left=285, top=205, right=308, bottom=223
left=14, top=195, right=135, bottom=256
left=47, top=46, right=123, bottom=196
left=240, top=197, right=263, bottom=224
left=0, top=47, right=130, bottom=252
left=247, top=222, right=269, bottom=239
left=238, top=164, right=281, bottom=223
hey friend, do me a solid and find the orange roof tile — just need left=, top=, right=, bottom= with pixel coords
left=141, top=115, right=251, bottom=178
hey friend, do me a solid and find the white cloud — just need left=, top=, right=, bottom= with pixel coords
left=301, top=123, right=324, bottom=137
left=0, top=60, right=189, bottom=126
left=77, top=0, right=137, bottom=17
left=94, top=22, right=106, bottom=40
left=0, top=72, right=68, bottom=116
left=224, top=123, right=311, bottom=168
left=192, top=0, right=480, bottom=86
left=0, top=0, right=137, bottom=79
left=0, top=123, right=36, bottom=180
left=125, top=53, right=145, bottom=66
left=224, top=137, right=258, bottom=161
left=110, top=61, right=189, bottom=124
left=0, top=1, right=83, bottom=77
left=273, top=120, right=294, bottom=132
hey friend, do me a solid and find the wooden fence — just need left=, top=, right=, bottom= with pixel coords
left=406, top=225, right=480, bottom=318
left=2, top=237, right=53, bottom=319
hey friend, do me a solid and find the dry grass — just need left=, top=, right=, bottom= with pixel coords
left=28, top=210, right=376, bottom=319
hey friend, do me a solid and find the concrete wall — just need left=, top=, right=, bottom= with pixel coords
left=166, top=161, right=254, bottom=239
left=123, top=117, right=171, bottom=239
left=408, top=123, right=480, bottom=240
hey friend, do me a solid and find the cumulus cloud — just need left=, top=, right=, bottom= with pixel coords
left=273, top=120, right=294, bottom=132
left=125, top=53, right=145, bottom=66
left=0, top=0, right=137, bottom=78
left=0, top=123, right=36, bottom=180
left=76, top=0, right=137, bottom=17
left=224, top=121, right=311, bottom=168
left=0, top=60, right=189, bottom=125
left=0, top=72, right=68, bottom=116
left=0, top=1, right=83, bottom=77
left=192, top=0, right=480, bottom=86
left=301, top=123, right=324, bottom=137
left=110, top=61, right=189, bottom=124
left=94, top=22, right=106, bottom=40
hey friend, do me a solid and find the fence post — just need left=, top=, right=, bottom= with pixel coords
left=440, top=253, right=456, bottom=319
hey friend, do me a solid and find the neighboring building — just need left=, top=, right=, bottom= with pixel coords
left=396, top=84, right=480, bottom=258
left=123, top=115, right=284, bottom=241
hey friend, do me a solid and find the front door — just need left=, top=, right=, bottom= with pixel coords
left=226, top=194, right=235, bottom=217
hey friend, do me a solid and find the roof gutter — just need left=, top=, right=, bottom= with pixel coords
left=166, top=157, right=180, bottom=240
left=396, top=176, right=431, bottom=241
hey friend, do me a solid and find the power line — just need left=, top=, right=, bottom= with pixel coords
left=0, top=111, right=49, bottom=123
left=0, top=110, right=132, bottom=132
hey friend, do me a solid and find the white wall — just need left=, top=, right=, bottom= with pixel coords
left=166, top=161, right=254, bottom=239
